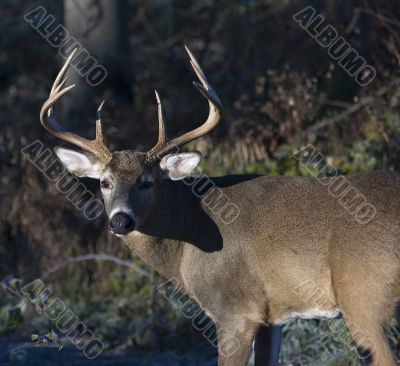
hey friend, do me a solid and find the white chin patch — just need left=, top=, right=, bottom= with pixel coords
left=110, top=230, right=142, bottom=238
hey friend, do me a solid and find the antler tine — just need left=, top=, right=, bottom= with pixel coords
left=155, top=91, right=166, bottom=145
left=50, top=48, right=76, bottom=95
left=145, top=91, right=167, bottom=161
left=185, top=45, right=222, bottom=108
left=145, top=46, right=222, bottom=162
left=166, top=46, right=222, bottom=148
left=40, top=50, right=112, bottom=164
left=95, top=100, right=106, bottom=141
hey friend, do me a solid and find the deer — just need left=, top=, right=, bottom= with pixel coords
left=39, top=47, right=400, bottom=366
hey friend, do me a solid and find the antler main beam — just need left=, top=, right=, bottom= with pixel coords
left=145, top=46, right=223, bottom=163
left=40, top=49, right=112, bottom=164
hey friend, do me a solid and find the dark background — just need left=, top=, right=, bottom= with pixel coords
left=1, top=1, right=400, bottom=365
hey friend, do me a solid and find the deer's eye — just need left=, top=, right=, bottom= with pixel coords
left=139, top=176, right=154, bottom=190
left=100, top=179, right=112, bottom=190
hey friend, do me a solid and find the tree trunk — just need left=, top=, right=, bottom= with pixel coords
left=63, top=0, right=132, bottom=131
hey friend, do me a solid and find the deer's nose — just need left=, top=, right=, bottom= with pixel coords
left=109, top=212, right=135, bottom=236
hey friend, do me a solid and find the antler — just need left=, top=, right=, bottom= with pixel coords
left=40, top=49, right=112, bottom=164
left=145, top=45, right=223, bottom=163
left=146, top=90, right=167, bottom=158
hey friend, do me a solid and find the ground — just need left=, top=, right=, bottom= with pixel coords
left=0, top=337, right=219, bottom=366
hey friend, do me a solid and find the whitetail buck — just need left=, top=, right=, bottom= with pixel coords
left=40, top=47, right=400, bottom=366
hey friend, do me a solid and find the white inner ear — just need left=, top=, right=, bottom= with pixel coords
left=55, top=147, right=103, bottom=179
left=160, top=152, right=201, bottom=180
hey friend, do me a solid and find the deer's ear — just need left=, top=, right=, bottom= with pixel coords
left=54, top=147, right=104, bottom=179
left=159, top=152, right=201, bottom=180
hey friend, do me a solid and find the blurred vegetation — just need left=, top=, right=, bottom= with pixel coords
left=1, top=0, right=400, bottom=364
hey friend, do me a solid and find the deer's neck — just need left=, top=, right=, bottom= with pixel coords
left=122, top=180, right=222, bottom=280
left=123, top=233, right=184, bottom=281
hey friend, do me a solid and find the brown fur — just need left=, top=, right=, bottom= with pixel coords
left=113, top=163, right=400, bottom=366
left=57, top=146, right=400, bottom=365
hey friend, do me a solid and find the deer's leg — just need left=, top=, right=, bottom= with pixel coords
left=339, top=306, right=396, bottom=366
left=396, top=303, right=400, bottom=355
left=254, top=325, right=282, bottom=366
left=216, top=320, right=258, bottom=366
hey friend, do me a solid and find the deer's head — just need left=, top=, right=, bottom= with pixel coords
left=40, top=47, right=222, bottom=237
